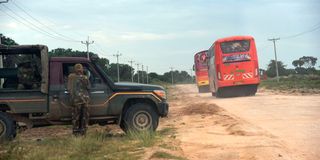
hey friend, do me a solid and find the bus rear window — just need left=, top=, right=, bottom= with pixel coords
left=220, top=40, right=250, bottom=54
left=195, top=52, right=208, bottom=69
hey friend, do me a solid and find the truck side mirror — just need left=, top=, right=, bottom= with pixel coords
left=192, top=65, right=195, bottom=71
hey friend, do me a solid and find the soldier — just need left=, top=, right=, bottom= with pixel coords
left=17, top=61, right=38, bottom=90
left=67, top=64, right=90, bottom=135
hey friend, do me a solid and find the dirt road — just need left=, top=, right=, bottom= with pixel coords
left=162, top=84, right=320, bottom=160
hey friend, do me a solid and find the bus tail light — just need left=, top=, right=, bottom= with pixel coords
left=216, top=64, right=222, bottom=80
left=254, top=61, right=259, bottom=77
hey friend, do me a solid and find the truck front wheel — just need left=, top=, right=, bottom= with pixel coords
left=0, top=112, right=16, bottom=142
left=121, top=103, right=159, bottom=133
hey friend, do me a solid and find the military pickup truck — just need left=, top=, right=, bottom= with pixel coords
left=0, top=45, right=169, bottom=141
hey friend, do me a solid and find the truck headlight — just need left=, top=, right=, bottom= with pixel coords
left=153, top=90, right=167, bottom=100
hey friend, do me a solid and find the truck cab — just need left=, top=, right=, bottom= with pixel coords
left=0, top=45, right=169, bottom=141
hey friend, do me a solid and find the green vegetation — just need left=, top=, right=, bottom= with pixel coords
left=150, top=151, right=186, bottom=160
left=0, top=127, right=181, bottom=160
left=260, top=75, right=320, bottom=91
left=265, top=56, right=319, bottom=78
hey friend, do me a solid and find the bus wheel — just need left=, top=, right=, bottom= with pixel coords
left=216, top=90, right=223, bottom=98
left=0, top=112, right=16, bottom=142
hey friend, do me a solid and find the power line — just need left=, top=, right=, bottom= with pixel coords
left=0, top=0, right=8, bottom=4
left=11, top=0, right=80, bottom=42
left=0, top=7, right=63, bottom=40
left=281, top=22, right=320, bottom=39
left=13, top=0, right=85, bottom=39
left=1, top=5, right=77, bottom=42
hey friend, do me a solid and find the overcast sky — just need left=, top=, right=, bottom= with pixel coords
left=1, top=0, right=319, bottom=74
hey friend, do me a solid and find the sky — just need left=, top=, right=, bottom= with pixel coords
left=0, top=0, right=320, bottom=74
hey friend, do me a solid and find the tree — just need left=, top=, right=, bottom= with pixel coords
left=159, top=70, right=193, bottom=84
left=106, top=63, right=134, bottom=82
left=299, top=56, right=317, bottom=68
left=292, top=60, right=304, bottom=68
left=0, top=33, right=18, bottom=45
left=266, top=60, right=288, bottom=77
left=292, top=56, right=318, bottom=74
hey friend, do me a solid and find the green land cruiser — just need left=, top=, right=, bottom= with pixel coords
left=0, top=45, right=169, bottom=141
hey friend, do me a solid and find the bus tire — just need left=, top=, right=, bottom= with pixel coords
left=0, top=112, right=16, bottom=142
left=216, top=89, right=224, bottom=98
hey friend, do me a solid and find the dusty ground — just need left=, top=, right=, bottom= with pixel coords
left=9, top=84, right=320, bottom=160
left=161, top=84, right=320, bottom=160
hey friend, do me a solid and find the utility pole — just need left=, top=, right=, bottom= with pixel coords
left=146, top=66, right=149, bottom=84
left=268, top=38, right=280, bottom=82
left=136, top=63, right=140, bottom=83
left=113, top=51, right=122, bottom=82
left=128, top=60, right=134, bottom=82
left=141, top=64, right=144, bottom=84
left=0, top=34, right=3, bottom=87
left=170, top=67, right=174, bottom=85
left=81, top=36, right=94, bottom=60
left=190, top=68, right=194, bottom=83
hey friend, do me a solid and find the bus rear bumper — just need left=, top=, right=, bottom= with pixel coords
left=218, top=78, right=260, bottom=88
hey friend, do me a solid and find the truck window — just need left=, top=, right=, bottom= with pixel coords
left=62, top=63, right=105, bottom=89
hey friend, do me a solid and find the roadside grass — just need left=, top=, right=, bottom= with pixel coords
left=0, top=127, right=179, bottom=160
left=150, top=151, right=186, bottom=160
left=260, top=74, right=320, bottom=92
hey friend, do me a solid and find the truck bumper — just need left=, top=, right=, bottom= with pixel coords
left=157, top=101, right=169, bottom=117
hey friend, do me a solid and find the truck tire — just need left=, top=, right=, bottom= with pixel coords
left=121, top=103, right=159, bottom=133
left=0, top=112, right=16, bottom=142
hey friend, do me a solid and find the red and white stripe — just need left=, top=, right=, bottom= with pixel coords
left=242, top=72, right=253, bottom=79
left=223, top=74, right=234, bottom=80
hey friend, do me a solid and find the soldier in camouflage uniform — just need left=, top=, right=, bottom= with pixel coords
left=17, top=61, right=38, bottom=90
left=67, top=64, right=90, bottom=135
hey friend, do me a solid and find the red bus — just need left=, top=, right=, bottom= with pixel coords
left=207, top=36, right=260, bottom=97
left=193, top=50, right=210, bottom=93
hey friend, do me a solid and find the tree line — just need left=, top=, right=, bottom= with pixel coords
left=1, top=34, right=193, bottom=84
left=265, top=56, right=319, bottom=77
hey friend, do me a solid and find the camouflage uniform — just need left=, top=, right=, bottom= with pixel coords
left=67, top=64, right=90, bottom=135
left=17, top=62, right=38, bottom=90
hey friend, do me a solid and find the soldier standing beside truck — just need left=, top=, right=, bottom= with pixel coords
left=67, top=63, right=90, bottom=135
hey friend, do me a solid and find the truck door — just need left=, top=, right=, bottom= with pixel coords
left=50, top=62, right=112, bottom=120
